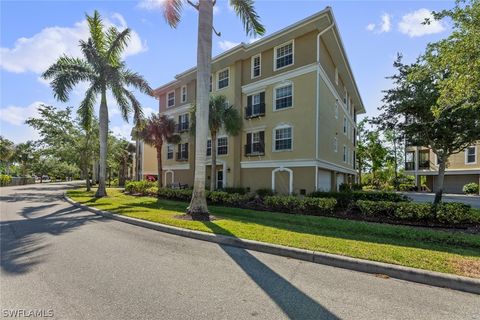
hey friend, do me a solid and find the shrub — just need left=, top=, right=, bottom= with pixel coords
left=256, top=188, right=275, bottom=198
left=125, top=180, right=156, bottom=194
left=356, top=200, right=395, bottom=218
left=351, top=183, right=363, bottom=191
left=220, top=187, right=248, bottom=195
left=463, top=183, right=479, bottom=195
left=207, top=191, right=252, bottom=206
left=307, top=191, right=409, bottom=209
left=399, top=183, right=416, bottom=192
left=145, top=186, right=159, bottom=196
left=394, top=202, right=434, bottom=221
left=263, top=195, right=336, bottom=215
left=435, top=202, right=473, bottom=224
left=0, top=175, right=12, bottom=187
left=338, top=183, right=351, bottom=192
left=157, top=188, right=192, bottom=201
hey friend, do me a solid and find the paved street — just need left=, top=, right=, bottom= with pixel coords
left=402, top=192, right=480, bottom=208
left=1, top=183, right=479, bottom=320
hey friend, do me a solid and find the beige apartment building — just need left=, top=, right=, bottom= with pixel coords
left=142, top=7, right=365, bottom=194
left=405, top=143, right=480, bottom=194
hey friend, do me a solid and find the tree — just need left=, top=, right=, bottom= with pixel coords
left=42, top=10, right=152, bottom=198
left=190, top=95, right=242, bottom=190
left=14, top=141, right=37, bottom=177
left=159, top=0, right=265, bottom=219
left=140, top=114, right=180, bottom=190
left=379, top=56, right=480, bottom=203
left=131, top=119, right=145, bottom=181
left=0, top=136, right=15, bottom=175
left=113, top=139, right=136, bottom=187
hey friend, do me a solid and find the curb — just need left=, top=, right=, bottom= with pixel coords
left=64, top=193, right=480, bottom=295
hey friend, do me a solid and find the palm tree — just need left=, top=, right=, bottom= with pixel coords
left=140, top=114, right=180, bottom=190
left=191, top=95, right=242, bottom=190
left=115, top=140, right=136, bottom=187
left=160, top=0, right=265, bottom=219
left=131, top=119, right=145, bottom=181
left=42, top=10, right=152, bottom=197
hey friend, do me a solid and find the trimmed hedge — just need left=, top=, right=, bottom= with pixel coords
left=354, top=200, right=477, bottom=225
left=125, top=181, right=156, bottom=194
left=463, top=182, right=479, bottom=195
left=308, top=191, right=410, bottom=209
left=263, top=196, right=336, bottom=216
left=0, top=175, right=12, bottom=187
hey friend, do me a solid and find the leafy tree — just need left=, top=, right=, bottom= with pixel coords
left=42, top=10, right=152, bottom=198
left=13, top=141, right=37, bottom=177
left=0, top=136, right=15, bottom=175
left=112, top=139, right=135, bottom=187
left=379, top=56, right=480, bottom=203
left=190, top=95, right=242, bottom=190
left=140, top=114, right=180, bottom=189
left=159, top=0, right=265, bottom=219
left=131, top=119, right=146, bottom=181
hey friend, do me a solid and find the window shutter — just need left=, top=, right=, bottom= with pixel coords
left=246, top=133, right=252, bottom=155
left=259, top=131, right=265, bottom=152
left=260, top=92, right=265, bottom=104
left=246, top=95, right=252, bottom=117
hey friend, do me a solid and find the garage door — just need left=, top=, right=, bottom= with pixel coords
left=317, top=170, right=331, bottom=191
left=442, top=175, right=479, bottom=194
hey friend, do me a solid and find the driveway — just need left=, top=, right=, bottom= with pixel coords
left=1, top=182, right=479, bottom=320
left=401, top=192, right=480, bottom=208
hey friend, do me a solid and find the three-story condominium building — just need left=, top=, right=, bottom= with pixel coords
left=142, top=7, right=365, bottom=194
left=404, top=142, right=480, bottom=194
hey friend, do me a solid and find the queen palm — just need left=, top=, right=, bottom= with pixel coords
left=140, top=114, right=181, bottom=190
left=161, top=0, right=265, bottom=220
left=191, top=95, right=242, bottom=190
left=42, top=10, right=152, bottom=197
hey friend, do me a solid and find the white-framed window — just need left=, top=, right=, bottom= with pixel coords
left=333, top=137, right=338, bottom=152
left=167, top=90, right=175, bottom=108
left=246, top=91, right=265, bottom=117
left=274, top=40, right=294, bottom=70
left=167, top=144, right=173, bottom=160
left=466, top=146, right=477, bottom=164
left=177, top=143, right=188, bottom=160
left=273, top=125, right=292, bottom=151
left=217, top=68, right=229, bottom=90
left=181, top=85, right=187, bottom=103
left=343, top=145, right=347, bottom=162
left=274, top=83, right=293, bottom=111
left=206, top=139, right=212, bottom=156
left=246, top=130, right=265, bottom=155
left=251, top=54, right=261, bottom=78
left=335, top=99, right=339, bottom=119
left=335, top=67, right=339, bottom=86
left=343, top=116, right=347, bottom=135
left=178, top=113, right=189, bottom=132
left=217, top=137, right=228, bottom=155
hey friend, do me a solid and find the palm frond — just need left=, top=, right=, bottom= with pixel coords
left=42, top=56, right=96, bottom=102
left=78, top=85, right=98, bottom=130
left=229, top=0, right=265, bottom=36
left=106, top=27, right=131, bottom=65
left=86, top=10, right=106, bottom=54
left=79, top=39, right=106, bottom=73
left=162, top=0, right=184, bottom=28
left=223, top=105, right=242, bottom=136
left=123, top=88, right=144, bottom=124
left=122, top=69, right=153, bottom=95
left=111, top=85, right=131, bottom=122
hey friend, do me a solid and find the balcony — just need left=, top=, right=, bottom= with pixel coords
left=405, top=162, right=415, bottom=171
left=245, top=103, right=265, bottom=119
left=176, top=151, right=188, bottom=161
left=177, top=122, right=189, bottom=133
left=244, top=143, right=264, bottom=156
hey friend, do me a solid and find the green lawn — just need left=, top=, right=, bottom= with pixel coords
left=67, top=188, right=480, bottom=278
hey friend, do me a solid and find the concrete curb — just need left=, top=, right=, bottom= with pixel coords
left=64, top=193, right=480, bottom=295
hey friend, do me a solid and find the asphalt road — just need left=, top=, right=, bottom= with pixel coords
left=1, top=182, right=479, bottom=320
left=401, top=192, right=480, bottom=208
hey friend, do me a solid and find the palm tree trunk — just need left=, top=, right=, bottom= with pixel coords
left=135, top=138, right=141, bottom=180
left=156, top=143, right=163, bottom=190
left=85, top=164, right=91, bottom=191
left=210, top=131, right=217, bottom=191
left=187, top=0, right=213, bottom=220
left=434, top=158, right=446, bottom=205
left=95, top=88, right=108, bottom=197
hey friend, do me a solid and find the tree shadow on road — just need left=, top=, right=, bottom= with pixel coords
left=202, top=222, right=341, bottom=320
left=1, top=206, right=104, bottom=275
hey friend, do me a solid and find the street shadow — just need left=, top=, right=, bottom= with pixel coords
left=202, top=222, right=341, bottom=320
left=1, top=206, right=104, bottom=275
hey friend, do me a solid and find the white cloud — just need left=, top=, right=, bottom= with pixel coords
left=138, top=0, right=165, bottom=10
left=0, top=13, right=147, bottom=74
left=0, top=101, right=45, bottom=126
left=366, top=23, right=376, bottom=31
left=366, top=13, right=392, bottom=34
left=398, top=8, right=446, bottom=37
left=111, top=123, right=134, bottom=140
left=380, top=13, right=392, bottom=33
left=218, top=40, right=240, bottom=51
left=142, top=107, right=158, bottom=117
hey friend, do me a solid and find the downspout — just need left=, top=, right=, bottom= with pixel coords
left=315, top=22, right=335, bottom=160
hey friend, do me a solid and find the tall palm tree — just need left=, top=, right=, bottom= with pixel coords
left=42, top=10, right=152, bottom=197
left=161, top=0, right=265, bottom=219
left=191, top=95, right=242, bottom=190
left=140, top=114, right=180, bottom=190
left=131, top=119, right=145, bottom=181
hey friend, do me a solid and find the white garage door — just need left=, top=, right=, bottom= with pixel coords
left=317, top=170, right=331, bottom=192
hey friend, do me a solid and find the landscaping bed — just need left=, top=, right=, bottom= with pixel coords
left=68, top=187, right=480, bottom=278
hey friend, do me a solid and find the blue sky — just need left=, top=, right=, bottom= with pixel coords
left=0, top=0, right=453, bottom=144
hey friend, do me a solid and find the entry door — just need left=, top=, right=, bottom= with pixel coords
left=217, top=170, right=223, bottom=190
